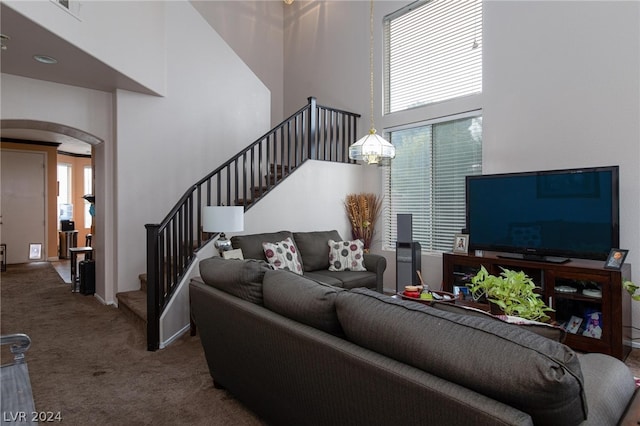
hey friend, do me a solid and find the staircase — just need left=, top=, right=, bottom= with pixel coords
left=115, top=164, right=294, bottom=333
left=235, top=164, right=295, bottom=206
left=116, top=274, right=147, bottom=335
left=137, top=97, right=360, bottom=350
left=115, top=164, right=292, bottom=333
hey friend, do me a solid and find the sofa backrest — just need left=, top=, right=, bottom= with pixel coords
left=335, top=288, right=587, bottom=426
left=430, top=301, right=566, bottom=342
left=231, top=230, right=348, bottom=273
left=292, top=230, right=342, bottom=272
left=231, top=231, right=295, bottom=263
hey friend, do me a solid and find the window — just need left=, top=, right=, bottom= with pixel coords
left=83, top=166, right=93, bottom=229
left=384, top=0, right=482, bottom=113
left=384, top=114, right=482, bottom=252
left=57, top=164, right=72, bottom=226
left=382, top=1, right=483, bottom=252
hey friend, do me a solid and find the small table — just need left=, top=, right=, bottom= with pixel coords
left=69, top=247, right=93, bottom=292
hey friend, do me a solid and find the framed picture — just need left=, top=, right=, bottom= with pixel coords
left=29, top=243, right=42, bottom=260
left=452, top=234, right=469, bottom=254
left=453, top=285, right=470, bottom=300
left=604, top=248, right=628, bottom=270
left=582, top=311, right=603, bottom=339
left=565, top=315, right=583, bottom=334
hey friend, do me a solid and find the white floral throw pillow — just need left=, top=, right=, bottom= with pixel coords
left=328, top=239, right=366, bottom=272
left=262, top=237, right=303, bottom=275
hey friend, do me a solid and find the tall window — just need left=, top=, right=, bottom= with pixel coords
left=384, top=0, right=482, bottom=113
left=83, top=166, right=93, bottom=229
left=57, top=164, right=72, bottom=226
left=383, top=1, right=483, bottom=252
left=384, top=114, right=482, bottom=251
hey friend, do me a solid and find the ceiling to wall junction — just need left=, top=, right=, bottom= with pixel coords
left=0, top=2, right=152, bottom=153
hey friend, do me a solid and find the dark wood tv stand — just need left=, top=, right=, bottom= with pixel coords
left=442, top=251, right=632, bottom=360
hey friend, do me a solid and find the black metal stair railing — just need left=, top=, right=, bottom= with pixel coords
left=145, top=97, right=360, bottom=350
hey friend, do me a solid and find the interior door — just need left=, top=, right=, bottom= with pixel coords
left=0, top=150, right=46, bottom=264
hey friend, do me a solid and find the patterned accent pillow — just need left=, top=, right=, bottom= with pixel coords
left=262, top=237, right=303, bottom=275
left=328, top=239, right=366, bottom=272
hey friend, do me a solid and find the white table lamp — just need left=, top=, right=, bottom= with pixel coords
left=203, top=206, right=244, bottom=254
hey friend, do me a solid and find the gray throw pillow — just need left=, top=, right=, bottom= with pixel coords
left=199, top=256, right=272, bottom=305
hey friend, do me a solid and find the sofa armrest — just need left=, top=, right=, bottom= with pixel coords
left=363, top=254, right=386, bottom=293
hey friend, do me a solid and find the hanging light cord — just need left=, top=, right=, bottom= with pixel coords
left=368, top=0, right=375, bottom=133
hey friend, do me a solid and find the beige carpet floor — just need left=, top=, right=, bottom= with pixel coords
left=0, top=262, right=265, bottom=425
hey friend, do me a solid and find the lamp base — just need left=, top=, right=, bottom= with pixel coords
left=214, top=233, right=233, bottom=255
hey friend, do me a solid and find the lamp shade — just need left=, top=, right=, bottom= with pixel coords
left=202, top=206, right=244, bottom=233
left=349, top=129, right=396, bottom=165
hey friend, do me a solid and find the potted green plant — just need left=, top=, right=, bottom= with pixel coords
left=624, top=280, right=640, bottom=301
left=468, top=266, right=554, bottom=322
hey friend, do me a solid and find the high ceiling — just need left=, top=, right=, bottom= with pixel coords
left=0, top=3, right=154, bottom=154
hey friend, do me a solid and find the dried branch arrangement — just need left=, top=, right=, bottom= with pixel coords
left=344, top=193, right=382, bottom=252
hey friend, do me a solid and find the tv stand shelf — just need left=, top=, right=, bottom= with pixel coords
left=442, top=252, right=632, bottom=360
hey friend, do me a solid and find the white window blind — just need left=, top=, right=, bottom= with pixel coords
left=384, top=114, right=482, bottom=252
left=384, top=0, right=482, bottom=113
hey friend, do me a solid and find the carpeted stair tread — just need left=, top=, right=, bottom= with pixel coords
left=116, top=290, right=147, bottom=327
left=138, top=273, right=147, bottom=292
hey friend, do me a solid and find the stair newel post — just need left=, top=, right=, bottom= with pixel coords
left=308, top=96, right=317, bottom=160
left=145, top=223, right=161, bottom=351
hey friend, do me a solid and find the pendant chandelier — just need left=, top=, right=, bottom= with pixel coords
left=349, top=0, right=395, bottom=165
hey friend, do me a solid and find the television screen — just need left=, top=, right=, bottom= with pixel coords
left=466, top=166, right=619, bottom=262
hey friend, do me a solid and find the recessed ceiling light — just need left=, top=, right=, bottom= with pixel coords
left=33, top=54, right=58, bottom=64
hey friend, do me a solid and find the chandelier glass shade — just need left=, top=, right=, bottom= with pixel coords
left=349, top=129, right=395, bottom=165
left=348, top=0, right=395, bottom=165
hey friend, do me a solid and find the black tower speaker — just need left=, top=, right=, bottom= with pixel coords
left=397, top=214, right=413, bottom=243
left=396, top=242, right=422, bottom=293
left=79, top=260, right=96, bottom=295
left=396, top=214, right=422, bottom=293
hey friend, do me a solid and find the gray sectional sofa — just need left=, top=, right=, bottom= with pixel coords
left=230, top=230, right=386, bottom=293
left=190, top=257, right=639, bottom=426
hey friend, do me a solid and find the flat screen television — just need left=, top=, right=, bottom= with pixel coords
left=465, top=165, right=619, bottom=263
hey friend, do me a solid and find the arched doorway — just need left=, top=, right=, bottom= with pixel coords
left=1, top=119, right=110, bottom=299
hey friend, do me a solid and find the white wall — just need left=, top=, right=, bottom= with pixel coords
left=114, top=1, right=271, bottom=295
left=5, top=0, right=166, bottom=95
left=482, top=0, right=640, bottom=327
left=0, top=75, right=112, bottom=139
left=283, top=1, right=640, bottom=320
left=241, top=160, right=364, bottom=238
left=191, top=0, right=285, bottom=126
